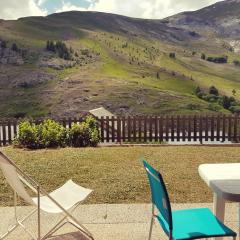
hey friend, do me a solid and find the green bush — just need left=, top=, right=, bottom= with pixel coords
left=209, top=86, right=219, bottom=96
left=169, top=52, right=176, bottom=58
left=229, top=106, right=240, bottom=114
left=15, top=117, right=100, bottom=149
left=202, top=94, right=218, bottom=102
left=69, top=116, right=100, bottom=147
left=38, top=119, right=68, bottom=148
left=207, top=103, right=221, bottom=112
left=69, top=122, right=90, bottom=147
left=15, top=121, right=40, bottom=149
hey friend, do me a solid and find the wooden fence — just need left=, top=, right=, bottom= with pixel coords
left=0, top=115, right=240, bottom=146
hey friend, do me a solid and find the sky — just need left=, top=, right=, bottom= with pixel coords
left=0, top=0, right=224, bottom=20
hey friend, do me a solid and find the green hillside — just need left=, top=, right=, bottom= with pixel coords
left=0, top=9, right=240, bottom=117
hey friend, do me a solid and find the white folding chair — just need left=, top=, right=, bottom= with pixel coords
left=0, top=151, right=94, bottom=240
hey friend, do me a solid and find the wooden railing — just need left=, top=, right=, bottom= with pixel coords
left=0, top=115, right=240, bottom=146
left=98, top=115, right=240, bottom=143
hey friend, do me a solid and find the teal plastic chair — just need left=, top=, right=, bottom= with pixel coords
left=143, top=160, right=237, bottom=240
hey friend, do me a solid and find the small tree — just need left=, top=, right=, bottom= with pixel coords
left=1, top=40, right=7, bottom=49
left=11, top=43, right=18, bottom=52
left=46, top=40, right=50, bottom=51
left=195, top=86, right=202, bottom=94
left=201, top=53, right=206, bottom=60
left=157, top=72, right=160, bottom=79
left=49, top=41, right=55, bottom=52
left=233, top=60, right=240, bottom=66
left=209, top=86, right=219, bottom=96
left=169, top=52, right=176, bottom=59
left=220, top=96, right=233, bottom=109
left=232, top=89, right=236, bottom=96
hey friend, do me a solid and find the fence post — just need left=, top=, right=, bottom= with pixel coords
left=100, top=117, right=105, bottom=143
left=234, top=115, right=238, bottom=143
left=133, top=116, right=136, bottom=142
left=165, top=115, right=169, bottom=142
left=205, top=115, right=209, bottom=141
left=2, top=121, right=6, bottom=146
left=171, top=116, right=174, bottom=142
left=199, top=115, right=203, bottom=144
left=216, top=115, right=220, bottom=141
left=106, top=116, right=110, bottom=143
left=144, top=116, right=147, bottom=142
left=117, top=117, right=121, bottom=143
left=122, top=117, right=126, bottom=142
left=222, top=115, right=226, bottom=142
left=159, top=116, right=163, bottom=142
left=128, top=116, right=131, bottom=142
left=188, top=116, right=191, bottom=141
left=149, top=116, right=153, bottom=142
left=182, top=115, right=186, bottom=142
left=193, top=115, right=197, bottom=142
left=111, top=116, right=115, bottom=143
left=210, top=115, right=215, bottom=141
left=228, top=115, right=232, bottom=142
left=138, top=116, right=142, bottom=142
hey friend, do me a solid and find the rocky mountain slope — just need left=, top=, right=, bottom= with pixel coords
left=0, top=0, right=240, bottom=117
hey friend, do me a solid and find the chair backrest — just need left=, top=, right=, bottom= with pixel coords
left=143, top=160, right=173, bottom=232
left=0, top=151, right=34, bottom=205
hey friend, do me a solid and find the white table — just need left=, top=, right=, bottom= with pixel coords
left=199, top=163, right=240, bottom=239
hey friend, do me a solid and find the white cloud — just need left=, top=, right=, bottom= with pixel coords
left=0, top=0, right=47, bottom=20
left=0, top=0, right=224, bottom=20
left=55, top=1, right=87, bottom=13
left=86, top=0, right=223, bottom=19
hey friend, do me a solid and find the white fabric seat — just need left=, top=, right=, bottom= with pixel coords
left=32, top=180, right=92, bottom=213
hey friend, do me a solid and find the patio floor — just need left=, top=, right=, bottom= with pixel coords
left=0, top=203, right=238, bottom=240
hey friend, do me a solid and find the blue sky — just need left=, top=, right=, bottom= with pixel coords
left=39, top=0, right=92, bottom=14
left=0, top=0, right=223, bottom=20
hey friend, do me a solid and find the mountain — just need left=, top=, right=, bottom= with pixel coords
left=0, top=0, right=240, bottom=118
left=165, top=0, right=240, bottom=39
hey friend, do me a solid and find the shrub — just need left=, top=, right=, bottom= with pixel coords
left=185, top=103, right=200, bottom=110
left=69, top=116, right=100, bottom=147
left=207, top=103, right=221, bottom=112
left=209, top=86, right=219, bottom=96
left=233, top=60, right=240, bottom=66
left=201, top=94, right=218, bottom=102
left=169, top=52, right=176, bottom=58
left=229, top=106, right=240, bottom=114
left=14, top=117, right=99, bottom=149
left=11, top=43, right=18, bottom=52
left=232, top=89, right=236, bottom=96
left=219, top=96, right=236, bottom=110
left=46, top=40, right=72, bottom=60
left=1, top=40, right=7, bottom=49
left=206, top=56, right=228, bottom=64
left=38, top=119, right=68, bottom=148
left=15, top=121, right=40, bottom=149
left=201, top=53, right=206, bottom=60
left=69, top=122, right=90, bottom=147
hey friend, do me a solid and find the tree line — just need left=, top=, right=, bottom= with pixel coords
left=46, top=40, right=73, bottom=60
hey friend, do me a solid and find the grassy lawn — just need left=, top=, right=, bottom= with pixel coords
left=0, top=146, right=240, bottom=206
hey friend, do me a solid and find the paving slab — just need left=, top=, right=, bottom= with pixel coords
left=0, top=203, right=238, bottom=240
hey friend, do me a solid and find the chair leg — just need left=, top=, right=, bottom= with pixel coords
left=0, top=207, right=37, bottom=240
left=148, top=216, right=154, bottom=240
left=238, top=203, right=240, bottom=240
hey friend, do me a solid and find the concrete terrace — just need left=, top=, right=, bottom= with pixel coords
left=0, top=203, right=238, bottom=240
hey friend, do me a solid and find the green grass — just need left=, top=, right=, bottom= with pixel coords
left=1, top=146, right=240, bottom=206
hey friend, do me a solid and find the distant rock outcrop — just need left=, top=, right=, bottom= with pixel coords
left=0, top=40, right=24, bottom=65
